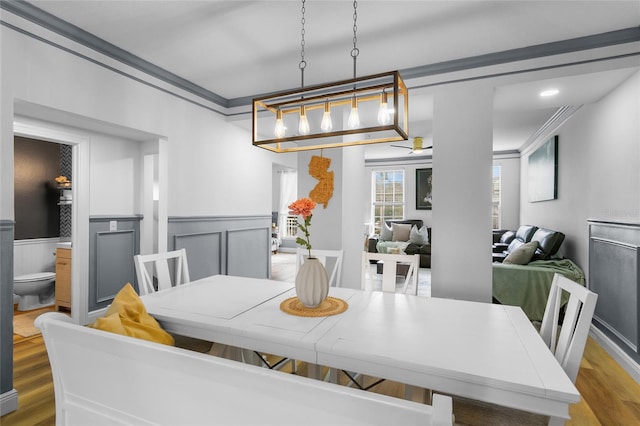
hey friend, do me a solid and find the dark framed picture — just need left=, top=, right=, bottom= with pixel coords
left=416, top=168, right=432, bottom=210
left=528, top=135, right=558, bottom=202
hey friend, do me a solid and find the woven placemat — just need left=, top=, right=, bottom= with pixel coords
left=280, top=296, right=348, bottom=317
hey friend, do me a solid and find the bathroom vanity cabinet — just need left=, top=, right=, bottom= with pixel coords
left=55, top=248, right=71, bottom=310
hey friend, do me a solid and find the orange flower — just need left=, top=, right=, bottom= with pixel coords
left=288, top=198, right=316, bottom=220
left=288, top=198, right=317, bottom=257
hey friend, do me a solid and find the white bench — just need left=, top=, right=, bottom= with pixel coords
left=36, top=312, right=452, bottom=426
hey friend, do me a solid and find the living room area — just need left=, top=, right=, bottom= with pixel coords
left=269, top=65, right=640, bottom=388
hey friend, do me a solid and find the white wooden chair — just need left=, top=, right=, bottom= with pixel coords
left=134, top=249, right=218, bottom=354
left=361, top=251, right=420, bottom=295
left=134, top=248, right=190, bottom=296
left=296, top=248, right=344, bottom=287
left=539, top=273, right=598, bottom=383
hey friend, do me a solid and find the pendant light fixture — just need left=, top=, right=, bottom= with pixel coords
left=253, top=0, right=408, bottom=153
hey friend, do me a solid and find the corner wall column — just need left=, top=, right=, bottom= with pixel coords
left=431, top=82, right=494, bottom=302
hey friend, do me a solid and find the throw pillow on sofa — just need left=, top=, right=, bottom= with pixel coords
left=380, top=222, right=393, bottom=241
left=503, top=241, right=539, bottom=265
left=409, top=225, right=429, bottom=245
left=392, top=223, right=412, bottom=241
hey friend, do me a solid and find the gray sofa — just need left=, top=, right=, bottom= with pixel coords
left=367, top=219, right=432, bottom=268
left=493, top=225, right=565, bottom=263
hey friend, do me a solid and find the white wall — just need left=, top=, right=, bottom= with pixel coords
left=495, top=156, right=521, bottom=230
left=403, top=162, right=434, bottom=227
left=520, top=70, right=640, bottom=276
left=90, top=133, right=141, bottom=215
left=0, top=24, right=281, bottom=222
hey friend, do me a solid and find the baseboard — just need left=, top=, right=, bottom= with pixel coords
left=0, top=389, right=18, bottom=416
left=276, top=247, right=296, bottom=254
left=590, top=325, right=640, bottom=385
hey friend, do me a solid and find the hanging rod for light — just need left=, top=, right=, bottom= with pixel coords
left=252, top=0, right=408, bottom=153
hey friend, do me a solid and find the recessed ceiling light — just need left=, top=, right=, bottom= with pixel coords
left=540, top=89, right=559, bottom=97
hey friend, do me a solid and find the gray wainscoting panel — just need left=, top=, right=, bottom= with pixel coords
left=168, top=215, right=271, bottom=280
left=95, top=230, right=135, bottom=304
left=89, top=216, right=140, bottom=311
left=589, top=220, right=640, bottom=362
left=227, top=227, right=270, bottom=278
left=0, top=220, right=15, bottom=398
left=175, top=232, right=222, bottom=281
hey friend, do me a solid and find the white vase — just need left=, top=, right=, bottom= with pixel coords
left=295, top=257, right=329, bottom=308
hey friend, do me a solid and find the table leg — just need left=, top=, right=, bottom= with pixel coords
left=329, top=368, right=339, bottom=383
left=405, top=385, right=431, bottom=404
left=208, top=344, right=244, bottom=362
left=548, top=416, right=566, bottom=426
left=307, top=363, right=323, bottom=380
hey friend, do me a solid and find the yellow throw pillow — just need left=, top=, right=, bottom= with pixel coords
left=90, top=283, right=174, bottom=346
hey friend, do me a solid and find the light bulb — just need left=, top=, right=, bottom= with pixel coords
left=320, top=100, right=333, bottom=132
left=347, top=97, right=360, bottom=129
left=377, top=92, right=391, bottom=125
left=412, top=136, right=424, bottom=154
left=298, top=105, right=310, bottom=135
left=274, top=109, right=286, bottom=138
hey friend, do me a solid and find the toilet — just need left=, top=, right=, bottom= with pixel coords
left=13, top=272, right=56, bottom=311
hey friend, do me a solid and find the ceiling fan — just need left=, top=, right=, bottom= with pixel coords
left=391, top=137, right=432, bottom=154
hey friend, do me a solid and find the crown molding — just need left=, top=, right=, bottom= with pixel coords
left=2, top=1, right=639, bottom=110
left=1, top=0, right=228, bottom=107
left=400, top=27, right=640, bottom=81
left=520, top=105, right=583, bottom=156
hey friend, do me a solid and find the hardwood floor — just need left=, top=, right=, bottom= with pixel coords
left=4, top=271, right=640, bottom=425
left=4, top=333, right=640, bottom=425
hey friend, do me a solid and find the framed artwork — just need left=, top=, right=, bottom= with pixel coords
left=416, top=168, right=432, bottom=210
left=528, top=135, right=558, bottom=202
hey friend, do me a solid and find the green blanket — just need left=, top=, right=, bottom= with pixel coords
left=492, top=259, right=585, bottom=321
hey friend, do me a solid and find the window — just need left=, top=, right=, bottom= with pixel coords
left=371, top=170, right=404, bottom=234
left=285, top=215, right=299, bottom=238
left=492, top=164, right=501, bottom=229
left=278, top=169, right=297, bottom=238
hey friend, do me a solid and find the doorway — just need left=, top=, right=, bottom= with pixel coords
left=12, top=135, right=74, bottom=342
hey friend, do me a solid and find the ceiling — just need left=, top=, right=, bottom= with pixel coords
left=20, top=0, right=640, bottom=158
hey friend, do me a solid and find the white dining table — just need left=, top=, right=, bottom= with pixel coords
left=141, top=274, right=580, bottom=423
